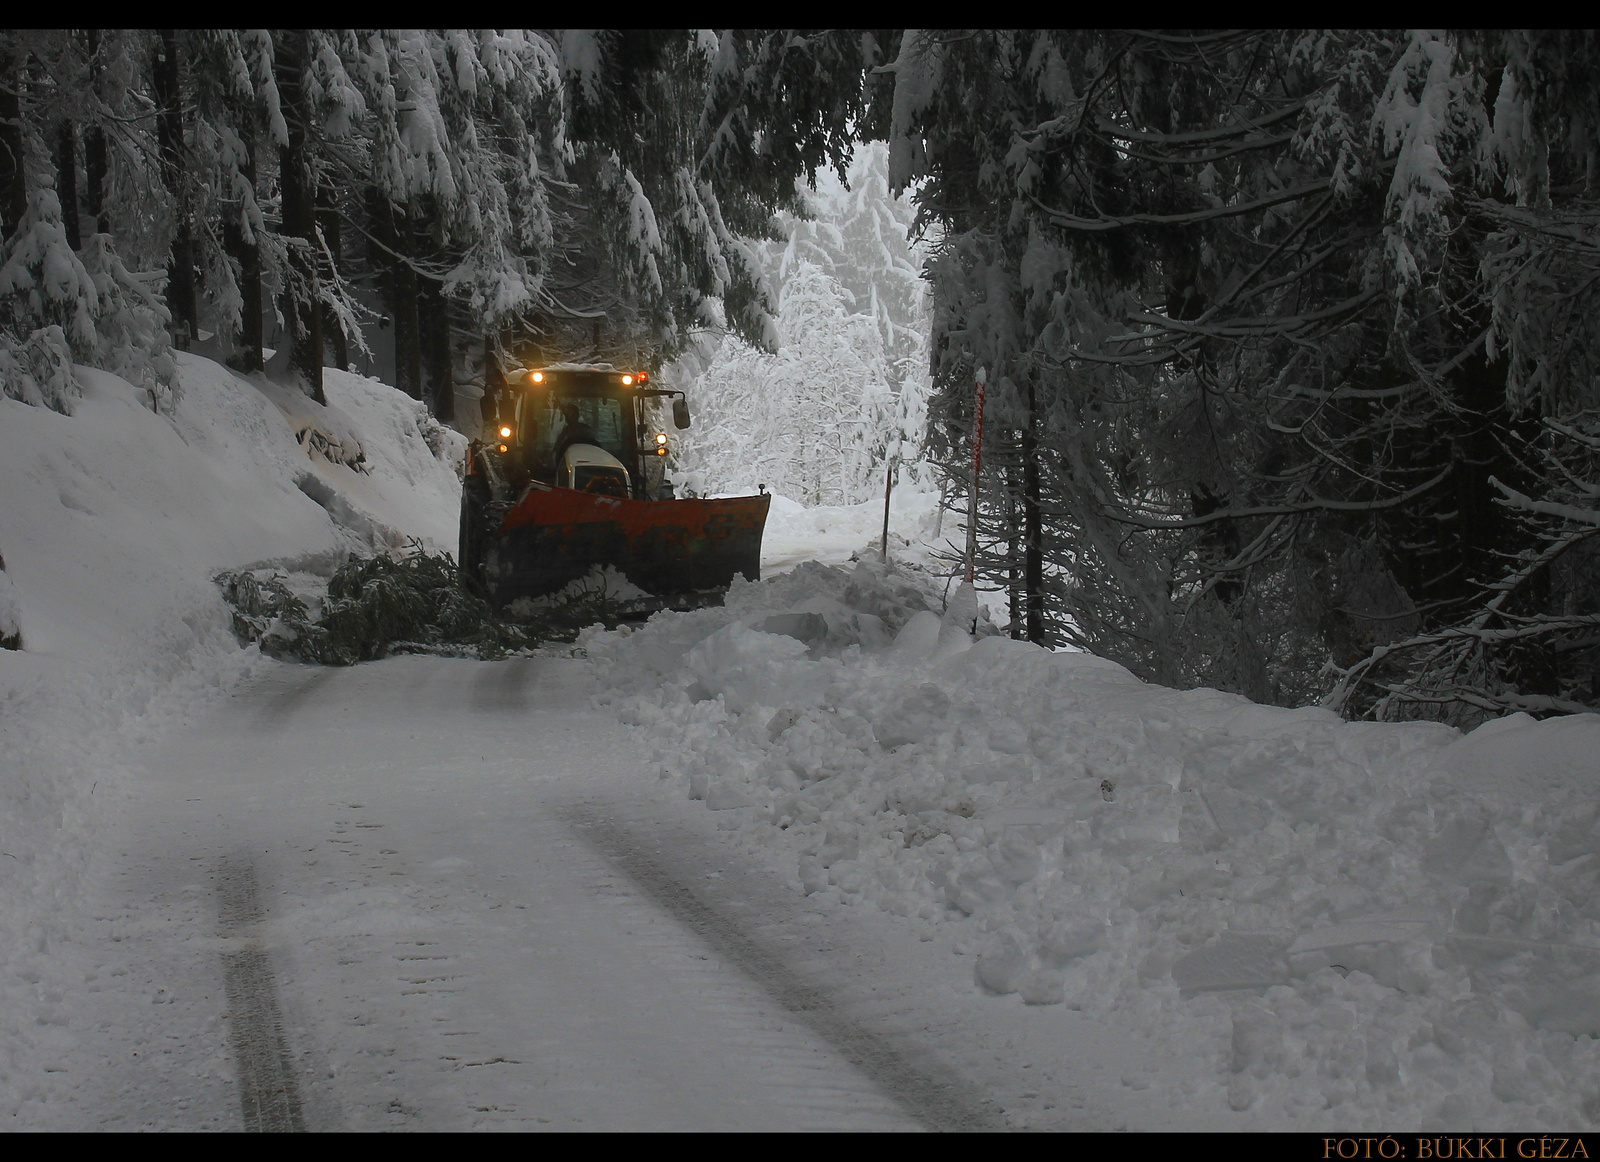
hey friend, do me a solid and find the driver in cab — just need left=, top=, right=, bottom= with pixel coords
left=552, top=403, right=598, bottom=467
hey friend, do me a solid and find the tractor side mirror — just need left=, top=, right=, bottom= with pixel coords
left=672, top=397, right=691, bottom=429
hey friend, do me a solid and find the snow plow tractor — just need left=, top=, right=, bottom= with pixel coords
left=459, top=364, right=770, bottom=611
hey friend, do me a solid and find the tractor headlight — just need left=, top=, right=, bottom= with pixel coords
left=621, top=374, right=634, bottom=386
left=655, top=433, right=668, bottom=445
left=530, top=371, right=544, bottom=383
left=500, top=425, right=513, bottom=439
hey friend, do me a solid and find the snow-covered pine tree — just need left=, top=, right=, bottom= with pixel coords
left=885, top=29, right=1599, bottom=714
left=424, top=30, right=565, bottom=423
left=775, top=142, right=935, bottom=485
left=780, top=143, right=926, bottom=390
left=0, top=184, right=176, bottom=412
left=186, top=29, right=275, bottom=373
left=0, top=187, right=99, bottom=412
left=520, top=29, right=873, bottom=371
left=0, top=32, right=178, bottom=412
left=2, top=28, right=883, bottom=431
left=78, top=232, right=175, bottom=407
left=673, top=260, right=888, bottom=504
left=669, top=136, right=937, bottom=504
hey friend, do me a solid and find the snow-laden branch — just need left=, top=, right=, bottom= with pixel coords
left=1033, top=179, right=1331, bottom=233
left=1490, top=476, right=1600, bottom=527
left=1091, top=464, right=1454, bottom=531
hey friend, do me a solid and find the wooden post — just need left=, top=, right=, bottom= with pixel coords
left=880, top=458, right=896, bottom=562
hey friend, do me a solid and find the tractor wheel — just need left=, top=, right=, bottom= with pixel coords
left=459, top=474, right=491, bottom=589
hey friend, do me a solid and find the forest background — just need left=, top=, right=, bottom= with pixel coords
left=1, top=28, right=1596, bottom=723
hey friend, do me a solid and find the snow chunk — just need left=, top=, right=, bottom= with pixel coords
left=685, top=623, right=830, bottom=714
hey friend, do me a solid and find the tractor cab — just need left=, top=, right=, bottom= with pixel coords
left=489, top=364, right=685, bottom=501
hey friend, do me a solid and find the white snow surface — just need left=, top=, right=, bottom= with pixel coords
left=3, top=352, right=1599, bottom=1130
left=0, top=355, right=464, bottom=1124
left=583, top=560, right=1600, bottom=1129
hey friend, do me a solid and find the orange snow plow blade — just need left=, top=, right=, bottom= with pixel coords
left=485, top=486, right=770, bottom=606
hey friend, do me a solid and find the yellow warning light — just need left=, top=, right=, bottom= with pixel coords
left=499, top=425, right=513, bottom=439
left=656, top=446, right=667, bottom=456
left=530, top=371, right=544, bottom=383
left=621, top=374, right=634, bottom=386
left=638, top=371, right=649, bottom=383
left=497, top=444, right=509, bottom=453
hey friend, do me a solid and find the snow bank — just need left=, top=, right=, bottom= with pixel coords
left=759, top=487, right=943, bottom=574
left=586, top=558, right=1600, bottom=1129
left=0, top=354, right=462, bottom=1121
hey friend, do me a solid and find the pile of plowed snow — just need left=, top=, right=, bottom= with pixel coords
left=759, top=488, right=943, bottom=573
left=584, top=558, right=1600, bottom=1130
left=0, top=354, right=463, bottom=1120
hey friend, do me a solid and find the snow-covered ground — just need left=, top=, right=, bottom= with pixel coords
left=583, top=566, right=1600, bottom=1129
left=2, top=353, right=1598, bottom=1130
left=740, top=488, right=931, bottom=576
left=0, top=355, right=464, bottom=1123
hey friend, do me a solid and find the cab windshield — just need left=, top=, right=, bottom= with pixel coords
left=525, top=394, right=629, bottom=472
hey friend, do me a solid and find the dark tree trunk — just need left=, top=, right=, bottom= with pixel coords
left=483, top=334, right=507, bottom=427
left=55, top=120, right=79, bottom=250
left=154, top=30, right=197, bottom=350
left=224, top=137, right=262, bottom=372
left=0, top=49, right=27, bottom=240
left=418, top=275, right=453, bottom=422
left=275, top=31, right=324, bottom=403
left=411, top=198, right=453, bottom=421
left=371, top=192, right=420, bottom=399
left=84, top=31, right=107, bottom=234
left=317, top=188, right=346, bottom=371
left=1022, top=379, right=1045, bottom=645
left=83, top=125, right=107, bottom=233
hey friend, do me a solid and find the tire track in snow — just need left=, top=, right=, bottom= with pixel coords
left=472, top=656, right=535, bottom=713
left=567, top=846, right=917, bottom=1130
left=563, top=808, right=1003, bottom=1132
left=252, top=668, right=335, bottom=731
left=217, top=857, right=307, bottom=1133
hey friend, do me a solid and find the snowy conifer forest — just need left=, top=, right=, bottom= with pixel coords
left=4, top=30, right=1600, bottom=1132
left=4, top=28, right=1596, bottom=721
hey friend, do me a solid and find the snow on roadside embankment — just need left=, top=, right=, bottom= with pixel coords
left=584, top=559, right=1600, bottom=1129
left=759, top=488, right=943, bottom=573
left=0, top=354, right=461, bottom=1119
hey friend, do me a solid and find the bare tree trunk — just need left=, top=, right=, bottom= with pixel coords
left=483, top=333, right=507, bottom=428
left=83, top=125, right=106, bottom=233
left=317, top=188, right=346, bottom=371
left=370, top=191, right=420, bottom=399
left=154, top=30, right=197, bottom=350
left=274, top=30, right=324, bottom=403
left=0, top=48, right=28, bottom=239
left=418, top=279, right=454, bottom=422
left=83, top=31, right=108, bottom=234
left=55, top=120, right=79, bottom=250
left=412, top=194, right=453, bottom=420
left=224, top=135, right=262, bottom=372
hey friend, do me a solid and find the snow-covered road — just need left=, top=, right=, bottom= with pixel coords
left=57, top=653, right=1176, bottom=1131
